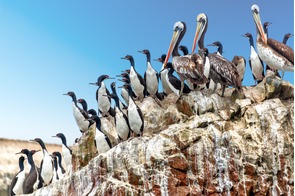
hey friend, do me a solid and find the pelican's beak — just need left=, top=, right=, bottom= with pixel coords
left=192, top=18, right=204, bottom=54
left=251, top=4, right=267, bottom=43
left=163, top=28, right=181, bottom=68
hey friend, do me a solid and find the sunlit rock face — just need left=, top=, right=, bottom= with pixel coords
left=32, top=76, right=293, bottom=196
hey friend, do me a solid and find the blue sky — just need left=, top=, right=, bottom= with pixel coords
left=0, top=0, right=293, bottom=145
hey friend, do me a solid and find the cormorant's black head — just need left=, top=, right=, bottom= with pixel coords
left=263, top=21, right=271, bottom=29
left=98, top=75, right=110, bottom=82
left=179, top=45, right=189, bottom=55
left=208, top=41, right=222, bottom=48
left=110, top=82, right=116, bottom=90
left=77, top=99, right=86, bottom=104
left=16, top=148, right=29, bottom=155
left=121, top=55, right=133, bottom=60
left=87, top=109, right=97, bottom=116
left=52, top=151, right=62, bottom=159
left=53, top=133, right=65, bottom=139
left=138, top=49, right=150, bottom=55
left=243, top=32, right=253, bottom=39
left=63, top=91, right=75, bottom=97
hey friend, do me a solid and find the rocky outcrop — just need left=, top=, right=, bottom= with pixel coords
left=29, top=75, right=295, bottom=195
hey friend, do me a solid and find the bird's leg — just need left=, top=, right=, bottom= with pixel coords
left=213, top=82, right=217, bottom=94
left=221, top=85, right=226, bottom=97
left=176, top=80, right=184, bottom=103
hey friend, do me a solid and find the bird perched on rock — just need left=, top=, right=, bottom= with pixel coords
left=243, top=32, right=265, bottom=84
left=31, top=138, right=54, bottom=187
left=87, top=115, right=112, bottom=154
left=251, top=4, right=294, bottom=79
left=63, top=91, right=90, bottom=133
left=121, top=55, right=146, bottom=101
left=90, top=75, right=115, bottom=117
left=138, top=49, right=159, bottom=98
left=52, top=133, right=72, bottom=173
left=52, top=151, right=65, bottom=181
left=232, top=55, right=246, bottom=83
left=121, top=84, right=144, bottom=137
left=16, top=149, right=41, bottom=194
left=110, top=82, right=127, bottom=111
left=9, top=156, right=26, bottom=195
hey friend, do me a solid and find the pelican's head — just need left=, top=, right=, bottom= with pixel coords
left=163, top=21, right=186, bottom=68
left=251, top=4, right=267, bottom=43
left=192, top=13, right=208, bottom=53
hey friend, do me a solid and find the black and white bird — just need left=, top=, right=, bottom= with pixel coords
left=9, top=156, right=26, bottom=195
left=121, top=55, right=146, bottom=101
left=16, top=149, right=41, bottom=194
left=138, top=49, right=159, bottom=98
left=165, top=62, right=191, bottom=96
left=243, top=33, right=265, bottom=84
left=192, top=13, right=241, bottom=96
left=108, top=93, right=130, bottom=141
left=122, top=84, right=144, bottom=137
left=251, top=4, right=294, bottom=79
left=63, top=91, right=90, bottom=133
left=52, top=133, right=72, bottom=173
left=31, top=138, right=54, bottom=187
left=110, top=82, right=127, bottom=111
left=154, top=54, right=173, bottom=96
left=77, top=98, right=88, bottom=113
left=87, top=115, right=112, bottom=154
left=52, top=151, right=65, bottom=181
left=90, top=75, right=115, bottom=117
left=117, top=72, right=132, bottom=105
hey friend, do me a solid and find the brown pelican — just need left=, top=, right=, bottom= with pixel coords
left=243, top=33, right=265, bottom=84
left=192, top=13, right=241, bottom=96
left=263, top=22, right=281, bottom=78
left=283, top=33, right=293, bottom=44
left=251, top=4, right=294, bottom=79
left=163, top=21, right=208, bottom=96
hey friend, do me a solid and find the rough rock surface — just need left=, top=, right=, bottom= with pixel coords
left=21, top=77, right=295, bottom=195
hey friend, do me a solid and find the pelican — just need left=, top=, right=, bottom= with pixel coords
left=192, top=13, right=241, bottom=96
left=263, top=21, right=281, bottom=78
left=163, top=21, right=208, bottom=96
left=251, top=4, right=294, bottom=79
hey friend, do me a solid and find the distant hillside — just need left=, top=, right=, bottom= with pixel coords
left=0, top=138, right=62, bottom=195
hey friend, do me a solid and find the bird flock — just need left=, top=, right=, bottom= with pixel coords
left=9, top=4, right=293, bottom=195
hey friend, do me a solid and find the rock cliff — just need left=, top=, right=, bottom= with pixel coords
left=18, top=75, right=295, bottom=195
